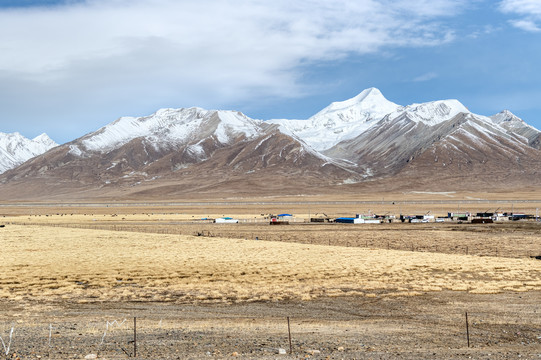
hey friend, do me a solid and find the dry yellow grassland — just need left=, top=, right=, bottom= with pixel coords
left=1, top=225, right=539, bottom=304
left=5, top=212, right=540, bottom=259
left=4, top=213, right=269, bottom=223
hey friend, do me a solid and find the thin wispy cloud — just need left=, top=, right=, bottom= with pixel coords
left=510, top=19, right=541, bottom=32
left=499, top=0, right=541, bottom=32
left=467, top=24, right=500, bottom=39
left=499, top=0, right=541, bottom=16
left=412, top=72, right=438, bottom=82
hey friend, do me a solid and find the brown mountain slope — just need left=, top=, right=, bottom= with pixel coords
left=0, top=130, right=358, bottom=200
left=321, top=112, right=541, bottom=190
left=1, top=95, right=541, bottom=200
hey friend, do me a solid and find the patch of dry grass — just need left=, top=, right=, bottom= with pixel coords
left=1, top=225, right=539, bottom=304
left=5, top=210, right=541, bottom=259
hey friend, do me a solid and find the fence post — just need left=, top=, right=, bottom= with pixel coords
left=134, top=317, right=137, bottom=357
left=465, top=312, right=470, bottom=348
left=287, top=316, right=292, bottom=354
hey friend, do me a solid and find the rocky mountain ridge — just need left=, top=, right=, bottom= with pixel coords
left=1, top=88, right=539, bottom=200
left=0, top=132, right=57, bottom=174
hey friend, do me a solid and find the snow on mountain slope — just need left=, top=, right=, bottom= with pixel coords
left=0, top=132, right=57, bottom=173
left=394, top=112, right=541, bottom=185
left=68, top=106, right=350, bottom=175
left=268, top=88, right=472, bottom=151
left=2, top=89, right=541, bottom=199
left=443, top=113, right=532, bottom=151
left=491, top=109, right=527, bottom=127
left=0, top=106, right=359, bottom=196
left=79, top=107, right=265, bottom=154
left=391, top=99, right=470, bottom=126
left=490, top=110, right=541, bottom=148
left=314, top=87, right=400, bottom=118
left=322, top=103, right=540, bottom=181
left=268, top=88, right=401, bottom=151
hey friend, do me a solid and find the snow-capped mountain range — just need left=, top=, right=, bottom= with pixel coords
left=268, top=88, right=472, bottom=151
left=0, top=132, right=57, bottom=174
left=78, top=108, right=265, bottom=154
left=1, top=88, right=540, bottom=199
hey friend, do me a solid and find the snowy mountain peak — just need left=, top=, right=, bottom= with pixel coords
left=32, top=133, right=57, bottom=147
left=314, top=87, right=400, bottom=119
left=0, top=131, right=58, bottom=173
left=79, top=107, right=265, bottom=153
left=490, top=109, right=522, bottom=124
left=397, top=99, right=470, bottom=125
left=490, top=109, right=541, bottom=131
left=489, top=109, right=540, bottom=145
left=268, top=91, right=473, bottom=151
left=266, top=88, right=402, bottom=151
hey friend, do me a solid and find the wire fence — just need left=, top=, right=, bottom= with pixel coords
left=1, top=310, right=539, bottom=359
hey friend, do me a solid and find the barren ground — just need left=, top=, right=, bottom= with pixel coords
left=1, top=292, right=540, bottom=359
left=0, top=194, right=540, bottom=359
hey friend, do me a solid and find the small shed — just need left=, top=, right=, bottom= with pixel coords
left=363, top=219, right=381, bottom=224
left=335, top=217, right=366, bottom=224
left=214, top=217, right=239, bottom=224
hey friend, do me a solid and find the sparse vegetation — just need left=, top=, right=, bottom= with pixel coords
left=0, top=198, right=540, bottom=358
left=1, top=224, right=539, bottom=303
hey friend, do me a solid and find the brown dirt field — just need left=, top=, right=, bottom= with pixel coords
left=0, top=198, right=540, bottom=359
left=1, top=292, right=540, bottom=359
left=1, top=189, right=541, bottom=216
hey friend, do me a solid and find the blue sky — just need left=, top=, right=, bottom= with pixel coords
left=1, top=0, right=540, bottom=143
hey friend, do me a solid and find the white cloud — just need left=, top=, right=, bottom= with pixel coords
left=0, top=0, right=467, bottom=140
left=509, top=19, right=541, bottom=32
left=499, top=0, right=541, bottom=32
left=467, top=24, right=500, bottom=39
left=500, top=0, right=541, bottom=16
left=413, top=72, right=438, bottom=82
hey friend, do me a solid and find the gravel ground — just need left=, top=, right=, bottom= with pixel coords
left=1, top=291, right=540, bottom=359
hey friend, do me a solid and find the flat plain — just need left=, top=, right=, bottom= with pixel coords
left=0, top=193, right=540, bottom=359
